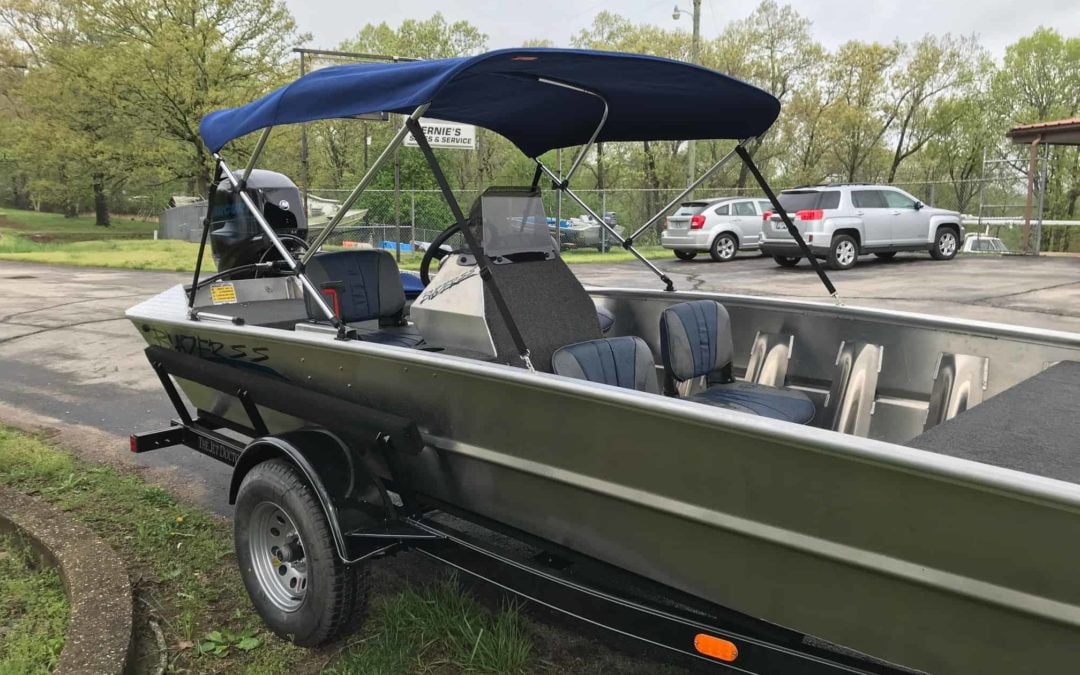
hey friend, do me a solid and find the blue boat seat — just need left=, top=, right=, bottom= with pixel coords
left=304, top=250, right=424, bottom=348
left=595, top=304, right=615, bottom=335
left=659, top=300, right=814, bottom=424
left=552, top=336, right=660, bottom=394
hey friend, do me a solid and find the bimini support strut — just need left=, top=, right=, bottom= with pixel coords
left=628, top=140, right=750, bottom=243
left=535, top=161, right=675, bottom=291
left=188, top=160, right=224, bottom=316
left=213, top=152, right=342, bottom=328
left=531, top=77, right=676, bottom=291
left=241, top=127, right=272, bottom=188
left=735, top=145, right=840, bottom=304
left=407, top=119, right=536, bottom=371
left=302, top=104, right=430, bottom=265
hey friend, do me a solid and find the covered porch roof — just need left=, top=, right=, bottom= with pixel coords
left=1006, top=117, right=1080, bottom=146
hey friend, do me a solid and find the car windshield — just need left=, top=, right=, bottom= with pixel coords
left=777, top=190, right=839, bottom=212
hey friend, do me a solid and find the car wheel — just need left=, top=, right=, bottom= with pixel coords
left=674, top=250, right=698, bottom=261
left=709, top=233, right=738, bottom=262
left=874, top=252, right=897, bottom=260
left=930, top=228, right=959, bottom=260
left=827, top=235, right=858, bottom=270
left=772, top=255, right=801, bottom=268
left=235, top=459, right=368, bottom=647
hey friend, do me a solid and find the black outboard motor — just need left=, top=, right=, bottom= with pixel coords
left=209, top=169, right=307, bottom=275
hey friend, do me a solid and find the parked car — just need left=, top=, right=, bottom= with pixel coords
left=962, top=234, right=1009, bottom=254
left=758, top=184, right=963, bottom=270
left=552, top=212, right=624, bottom=250
left=661, top=196, right=771, bottom=262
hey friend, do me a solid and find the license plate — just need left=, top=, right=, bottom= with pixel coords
left=773, top=221, right=786, bottom=230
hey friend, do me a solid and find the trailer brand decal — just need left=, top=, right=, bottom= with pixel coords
left=196, top=435, right=236, bottom=463
left=209, top=283, right=238, bottom=304
left=146, top=327, right=269, bottom=363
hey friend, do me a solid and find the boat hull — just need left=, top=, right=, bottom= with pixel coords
left=128, top=284, right=1080, bottom=674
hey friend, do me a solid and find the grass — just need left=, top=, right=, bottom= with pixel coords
left=0, top=533, right=69, bottom=674
left=0, top=236, right=216, bottom=272
left=327, top=578, right=532, bottom=675
left=0, top=207, right=156, bottom=240
left=561, top=244, right=668, bottom=264
left=0, top=206, right=669, bottom=273
left=0, top=425, right=536, bottom=674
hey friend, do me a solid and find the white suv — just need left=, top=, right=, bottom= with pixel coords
left=661, top=196, right=772, bottom=262
left=758, top=185, right=963, bottom=270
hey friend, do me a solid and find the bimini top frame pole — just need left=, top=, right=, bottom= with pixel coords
left=627, top=141, right=749, bottom=243
left=535, top=161, right=675, bottom=291
left=532, top=78, right=679, bottom=291
left=536, top=78, right=609, bottom=186
left=212, top=148, right=342, bottom=328
left=302, top=104, right=430, bottom=265
left=735, top=145, right=839, bottom=303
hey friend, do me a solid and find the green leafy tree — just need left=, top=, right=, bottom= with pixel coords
left=343, top=13, right=486, bottom=60
left=884, top=34, right=986, bottom=182
left=79, top=0, right=305, bottom=193
left=821, top=41, right=901, bottom=181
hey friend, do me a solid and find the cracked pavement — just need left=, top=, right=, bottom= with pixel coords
left=0, top=253, right=1078, bottom=516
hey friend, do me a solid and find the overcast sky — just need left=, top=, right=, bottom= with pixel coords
left=285, top=0, right=1079, bottom=57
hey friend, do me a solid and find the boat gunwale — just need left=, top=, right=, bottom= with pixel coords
left=127, top=284, right=1080, bottom=515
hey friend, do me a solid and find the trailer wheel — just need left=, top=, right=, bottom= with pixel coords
left=234, top=459, right=367, bottom=647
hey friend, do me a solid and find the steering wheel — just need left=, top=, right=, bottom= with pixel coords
left=255, top=233, right=310, bottom=275
left=420, top=224, right=463, bottom=286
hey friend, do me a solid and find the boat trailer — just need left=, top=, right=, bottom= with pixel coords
left=132, top=345, right=912, bottom=674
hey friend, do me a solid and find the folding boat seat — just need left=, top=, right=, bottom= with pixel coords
left=552, top=336, right=660, bottom=393
left=304, top=250, right=424, bottom=348
left=659, top=300, right=815, bottom=424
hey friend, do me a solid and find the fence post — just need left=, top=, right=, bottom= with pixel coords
left=600, top=191, right=607, bottom=253
left=410, top=192, right=416, bottom=245
left=394, top=144, right=401, bottom=262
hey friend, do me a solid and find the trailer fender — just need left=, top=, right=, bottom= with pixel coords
left=230, top=428, right=402, bottom=563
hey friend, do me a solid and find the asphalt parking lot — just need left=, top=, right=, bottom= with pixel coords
left=577, top=251, right=1080, bottom=333
left=1, top=252, right=1078, bottom=516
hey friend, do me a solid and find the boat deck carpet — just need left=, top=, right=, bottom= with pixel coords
left=906, top=360, right=1080, bottom=484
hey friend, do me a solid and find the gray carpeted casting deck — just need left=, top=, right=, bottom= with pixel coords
left=907, top=361, right=1080, bottom=483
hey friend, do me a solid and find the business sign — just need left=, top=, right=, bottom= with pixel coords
left=404, top=117, right=476, bottom=150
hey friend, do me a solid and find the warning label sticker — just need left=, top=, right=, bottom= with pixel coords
left=209, top=283, right=237, bottom=305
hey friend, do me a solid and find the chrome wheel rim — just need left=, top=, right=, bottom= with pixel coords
left=836, top=240, right=856, bottom=266
left=939, top=232, right=956, bottom=256
left=718, top=237, right=735, bottom=259
left=249, top=501, right=308, bottom=612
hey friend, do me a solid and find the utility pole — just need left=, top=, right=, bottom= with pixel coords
left=674, top=1, right=702, bottom=196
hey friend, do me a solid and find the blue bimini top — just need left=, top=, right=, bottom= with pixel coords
left=200, top=47, right=780, bottom=158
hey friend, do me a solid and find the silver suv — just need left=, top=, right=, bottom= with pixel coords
left=758, top=185, right=963, bottom=270
left=661, top=196, right=771, bottom=262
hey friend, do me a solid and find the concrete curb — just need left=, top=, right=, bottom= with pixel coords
left=0, top=485, right=133, bottom=675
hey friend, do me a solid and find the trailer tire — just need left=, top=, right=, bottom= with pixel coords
left=234, top=459, right=367, bottom=647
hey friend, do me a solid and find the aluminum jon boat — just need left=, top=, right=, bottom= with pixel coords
left=128, top=48, right=1080, bottom=674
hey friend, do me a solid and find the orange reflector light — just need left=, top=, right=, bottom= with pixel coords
left=694, top=633, right=738, bottom=662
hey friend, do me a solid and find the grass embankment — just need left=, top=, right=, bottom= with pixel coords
left=0, top=207, right=669, bottom=272
left=0, top=426, right=533, bottom=674
left=0, top=207, right=203, bottom=272
left=0, top=533, right=69, bottom=674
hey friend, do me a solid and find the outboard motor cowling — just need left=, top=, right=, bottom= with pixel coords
left=209, top=169, right=307, bottom=274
